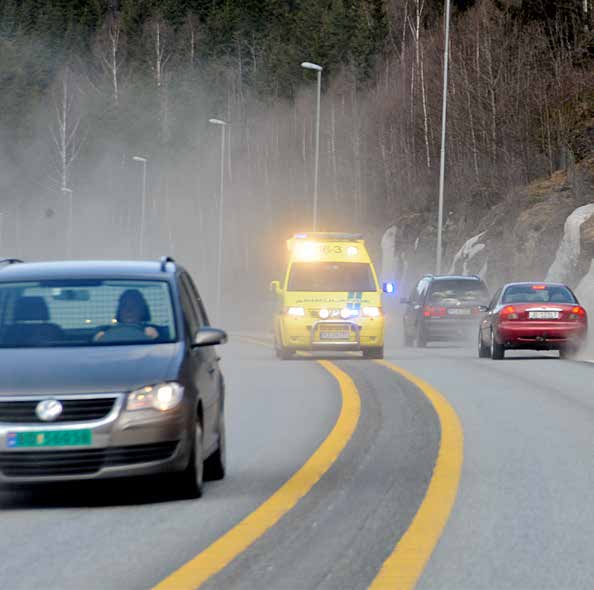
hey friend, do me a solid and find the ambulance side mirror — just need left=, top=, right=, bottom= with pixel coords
left=270, top=280, right=282, bottom=296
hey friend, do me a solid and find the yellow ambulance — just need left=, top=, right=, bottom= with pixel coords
left=271, top=232, right=393, bottom=359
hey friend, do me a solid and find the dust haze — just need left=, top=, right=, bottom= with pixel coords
left=2, top=3, right=593, bottom=338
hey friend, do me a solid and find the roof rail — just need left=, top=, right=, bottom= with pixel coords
left=0, top=258, right=24, bottom=267
left=160, top=256, right=176, bottom=272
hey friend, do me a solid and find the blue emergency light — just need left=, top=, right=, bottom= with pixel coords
left=382, top=281, right=397, bottom=295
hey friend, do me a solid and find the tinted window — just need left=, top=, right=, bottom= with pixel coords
left=182, top=273, right=209, bottom=326
left=427, top=280, right=489, bottom=305
left=287, top=262, right=376, bottom=292
left=0, top=280, right=176, bottom=348
left=179, top=278, right=200, bottom=336
left=413, top=278, right=429, bottom=302
left=502, top=284, right=576, bottom=304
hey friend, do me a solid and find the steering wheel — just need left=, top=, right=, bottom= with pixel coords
left=94, top=323, right=158, bottom=343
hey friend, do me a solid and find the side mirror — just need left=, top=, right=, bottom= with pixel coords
left=270, top=280, right=282, bottom=296
left=477, top=305, right=489, bottom=313
left=400, top=297, right=410, bottom=305
left=192, top=327, right=228, bottom=347
left=382, top=281, right=397, bottom=295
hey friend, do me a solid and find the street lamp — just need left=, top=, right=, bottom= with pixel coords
left=209, top=118, right=227, bottom=322
left=436, top=0, right=452, bottom=275
left=61, top=187, right=73, bottom=258
left=133, top=156, right=148, bottom=258
left=301, top=61, right=323, bottom=231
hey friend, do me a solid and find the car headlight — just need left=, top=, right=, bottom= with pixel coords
left=319, top=308, right=330, bottom=319
left=287, top=307, right=305, bottom=317
left=363, top=306, right=381, bottom=318
left=127, top=382, right=184, bottom=411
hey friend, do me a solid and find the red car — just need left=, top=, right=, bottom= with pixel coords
left=478, top=282, right=588, bottom=359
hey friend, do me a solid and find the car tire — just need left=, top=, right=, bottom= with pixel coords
left=363, top=346, right=384, bottom=359
left=274, top=333, right=294, bottom=360
left=414, top=323, right=427, bottom=348
left=490, top=329, right=505, bottom=360
left=204, top=403, right=226, bottom=481
left=177, top=418, right=204, bottom=499
left=276, top=346, right=294, bottom=360
left=478, top=330, right=490, bottom=358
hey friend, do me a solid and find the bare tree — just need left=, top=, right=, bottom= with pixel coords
left=144, top=15, right=174, bottom=144
left=94, top=13, right=125, bottom=108
left=49, top=66, right=84, bottom=191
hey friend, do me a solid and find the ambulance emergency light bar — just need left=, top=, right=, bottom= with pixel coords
left=293, top=232, right=363, bottom=241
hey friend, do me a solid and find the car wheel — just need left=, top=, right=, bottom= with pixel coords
left=204, top=403, right=226, bottom=481
left=363, top=346, right=384, bottom=359
left=177, top=418, right=204, bottom=499
left=276, top=346, right=294, bottom=360
left=490, top=329, right=505, bottom=360
left=478, top=329, right=489, bottom=358
left=414, top=323, right=427, bottom=348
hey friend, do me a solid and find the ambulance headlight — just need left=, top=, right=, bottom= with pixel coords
left=287, top=307, right=305, bottom=317
left=346, top=246, right=358, bottom=256
left=319, top=308, right=330, bottom=319
left=340, top=308, right=359, bottom=319
left=363, top=306, right=381, bottom=318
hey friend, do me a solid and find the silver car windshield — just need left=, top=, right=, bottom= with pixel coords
left=0, top=279, right=177, bottom=348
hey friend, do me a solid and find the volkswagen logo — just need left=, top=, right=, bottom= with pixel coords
left=36, top=399, right=63, bottom=422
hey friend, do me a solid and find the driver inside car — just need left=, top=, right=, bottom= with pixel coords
left=94, top=289, right=159, bottom=342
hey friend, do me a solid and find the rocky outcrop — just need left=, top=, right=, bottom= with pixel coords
left=384, top=152, right=594, bottom=292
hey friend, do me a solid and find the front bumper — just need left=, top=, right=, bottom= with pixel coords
left=497, top=321, right=587, bottom=349
left=0, top=394, right=190, bottom=483
left=279, top=316, right=384, bottom=351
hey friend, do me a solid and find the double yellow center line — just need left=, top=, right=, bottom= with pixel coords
left=154, top=346, right=463, bottom=590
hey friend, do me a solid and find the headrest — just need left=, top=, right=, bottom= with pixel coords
left=14, top=296, right=50, bottom=322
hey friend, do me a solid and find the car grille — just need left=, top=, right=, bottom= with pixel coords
left=0, top=442, right=179, bottom=477
left=0, top=397, right=117, bottom=424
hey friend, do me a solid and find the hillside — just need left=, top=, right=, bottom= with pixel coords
left=0, top=0, right=592, bottom=306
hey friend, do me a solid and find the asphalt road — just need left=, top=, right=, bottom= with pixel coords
left=1, top=338, right=593, bottom=590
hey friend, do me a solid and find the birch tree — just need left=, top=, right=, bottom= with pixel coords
left=49, top=67, right=84, bottom=191
left=94, top=13, right=125, bottom=108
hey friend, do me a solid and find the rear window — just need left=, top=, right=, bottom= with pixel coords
left=427, top=280, right=489, bottom=305
left=287, top=262, right=376, bottom=292
left=501, top=284, right=576, bottom=304
left=0, top=279, right=177, bottom=348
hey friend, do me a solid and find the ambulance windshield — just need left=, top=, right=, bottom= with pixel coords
left=287, top=262, right=376, bottom=292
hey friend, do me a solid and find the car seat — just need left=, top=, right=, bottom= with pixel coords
left=1, top=296, right=64, bottom=346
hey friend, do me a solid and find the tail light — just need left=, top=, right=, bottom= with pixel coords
left=568, top=306, right=587, bottom=321
left=500, top=305, right=519, bottom=320
left=423, top=306, right=446, bottom=317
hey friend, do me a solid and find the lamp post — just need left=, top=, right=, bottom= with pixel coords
left=133, top=156, right=148, bottom=258
left=61, top=187, right=73, bottom=258
left=436, top=0, right=451, bottom=275
left=301, top=61, right=323, bottom=231
left=209, top=118, right=227, bottom=322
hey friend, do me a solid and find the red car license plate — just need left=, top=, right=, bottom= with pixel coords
left=528, top=311, right=559, bottom=320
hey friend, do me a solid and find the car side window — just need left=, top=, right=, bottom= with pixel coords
left=489, top=289, right=501, bottom=310
left=411, top=279, right=424, bottom=303
left=182, top=273, right=210, bottom=326
left=418, top=279, right=429, bottom=302
left=178, top=277, right=200, bottom=337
